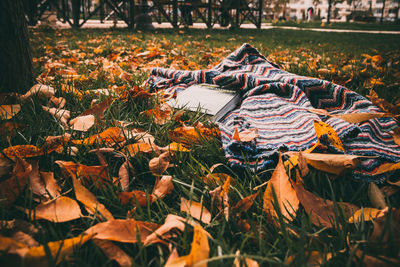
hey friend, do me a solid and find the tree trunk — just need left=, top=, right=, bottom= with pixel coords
left=327, top=0, right=332, bottom=24
left=380, top=0, right=386, bottom=24
left=0, top=0, right=33, bottom=94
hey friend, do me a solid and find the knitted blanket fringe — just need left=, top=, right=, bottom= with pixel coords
left=147, top=43, right=400, bottom=182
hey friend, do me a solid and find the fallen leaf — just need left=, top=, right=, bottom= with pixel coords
left=0, top=158, right=32, bottom=207
left=293, top=182, right=358, bottom=228
left=1, top=145, right=42, bottom=159
left=42, top=134, right=71, bottom=155
left=369, top=208, right=400, bottom=255
left=56, top=160, right=110, bottom=187
left=233, top=250, right=259, bottom=267
left=164, top=225, right=210, bottom=267
left=13, top=234, right=92, bottom=266
left=313, top=120, right=345, bottom=152
left=352, top=247, right=400, bottom=267
left=149, top=151, right=171, bottom=176
left=72, top=175, right=114, bottom=221
left=160, top=142, right=190, bottom=152
left=124, top=142, right=158, bottom=157
left=27, top=160, right=47, bottom=198
left=79, top=96, right=112, bottom=119
left=232, top=128, right=258, bottom=142
left=0, top=122, right=25, bottom=138
left=367, top=89, right=400, bottom=115
left=93, top=240, right=133, bottom=267
left=118, top=191, right=152, bottom=206
left=39, top=171, right=61, bottom=198
left=285, top=152, right=361, bottom=175
left=85, top=219, right=159, bottom=243
left=29, top=196, right=83, bottom=223
left=263, top=155, right=299, bottom=222
left=180, top=197, right=211, bottom=224
left=69, top=114, right=95, bottom=132
left=286, top=251, right=333, bottom=266
left=168, top=124, right=220, bottom=147
left=142, top=103, right=172, bottom=125
left=0, top=236, right=27, bottom=251
left=390, top=128, right=400, bottom=146
left=118, top=160, right=133, bottom=191
left=232, top=191, right=259, bottom=213
left=380, top=185, right=399, bottom=197
left=72, top=127, right=125, bottom=146
left=368, top=182, right=387, bottom=209
left=48, top=96, right=66, bottom=108
left=373, top=162, right=400, bottom=175
left=0, top=104, right=21, bottom=120
left=152, top=175, right=174, bottom=200
left=202, top=173, right=231, bottom=186
left=348, top=207, right=387, bottom=223
left=20, top=84, right=55, bottom=100
left=334, top=112, right=391, bottom=124
left=9, top=231, right=39, bottom=247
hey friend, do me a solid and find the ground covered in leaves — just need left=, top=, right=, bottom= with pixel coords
left=0, top=28, right=400, bottom=266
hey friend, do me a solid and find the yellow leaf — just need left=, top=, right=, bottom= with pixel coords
left=374, top=162, right=400, bottom=175
left=348, top=207, right=387, bottom=223
left=313, top=120, right=345, bottom=152
left=263, top=155, right=299, bottom=222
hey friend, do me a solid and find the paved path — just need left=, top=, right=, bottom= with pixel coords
left=52, top=20, right=400, bottom=35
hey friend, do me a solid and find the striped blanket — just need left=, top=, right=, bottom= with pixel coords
left=147, top=43, right=400, bottom=182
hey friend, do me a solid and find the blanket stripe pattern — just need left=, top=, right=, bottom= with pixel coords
left=147, top=43, right=400, bottom=182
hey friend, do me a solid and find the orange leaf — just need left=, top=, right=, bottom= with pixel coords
left=263, top=155, right=299, bottom=222
left=124, top=142, right=159, bottom=157
left=348, top=207, right=387, bottom=223
left=29, top=196, right=83, bottom=223
left=144, top=214, right=190, bottom=245
left=56, top=160, right=110, bottom=187
left=152, top=175, right=174, bottom=200
left=168, top=124, right=220, bottom=147
left=93, top=240, right=133, bottom=267
left=0, top=104, right=21, bottom=120
left=118, top=160, right=133, bottom=191
left=149, top=151, right=171, bottom=176
left=85, top=219, right=160, bottom=243
left=71, top=127, right=125, bottom=146
left=2, top=145, right=43, bottom=159
left=201, top=173, right=231, bottom=186
left=118, top=191, right=152, bottom=206
left=232, top=192, right=259, bottom=213
left=313, top=120, right=345, bottom=152
left=142, top=103, right=172, bottom=125
left=180, top=197, right=211, bottom=224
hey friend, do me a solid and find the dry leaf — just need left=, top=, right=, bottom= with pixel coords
left=263, top=155, right=299, bottom=222
left=352, top=248, right=400, bottom=267
left=39, top=171, right=61, bottom=198
left=160, top=142, right=190, bottom=153
left=334, top=112, right=390, bottom=124
left=41, top=106, right=70, bottom=127
left=152, top=175, right=174, bottom=200
left=232, top=128, right=258, bottom=142
left=373, top=162, right=400, bottom=175
left=202, top=173, right=231, bottom=186
left=233, top=250, right=259, bottom=267
left=180, top=197, right=211, bottom=224
left=369, top=208, right=400, bottom=254
left=368, top=182, right=387, bottom=209
left=72, top=127, right=125, bottom=146
left=149, top=151, right=171, bottom=176
left=56, top=160, right=110, bottom=187
left=118, top=191, right=152, bottom=206
left=0, top=104, right=21, bottom=120
left=29, top=196, right=82, bottom=223
left=0, top=158, right=32, bottom=207
left=85, top=219, right=159, bottom=243
left=285, top=152, right=362, bottom=175
left=124, top=142, right=159, bottom=157
left=348, top=207, right=387, bottom=223
left=118, top=160, right=133, bottom=191
left=164, top=225, right=210, bottom=267
left=286, top=251, right=333, bottom=266
left=232, top=192, right=259, bottom=213
left=168, top=124, right=220, bottom=147
left=390, top=128, right=400, bottom=146
left=93, top=240, right=133, bottom=267
left=69, top=114, right=95, bottom=132
left=142, top=103, right=172, bottom=125
left=79, top=96, right=112, bottom=119
left=2, top=145, right=42, bottom=159
left=20, top=84, right=55, bottom=100
left=48, top=96, right=66, bottom=108
left=72, top=175, right=114, bottom=221
left=313, top=120, right=345, bottom=152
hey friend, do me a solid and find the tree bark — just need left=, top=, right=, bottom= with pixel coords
left=380, top=0, right=386, bottom=24
left=0, top=0, right=33, bottom=94
left=327, top=0, right=332, bottom=24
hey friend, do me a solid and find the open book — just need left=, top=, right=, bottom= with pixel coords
left=167, top=84, right=241, bottom=122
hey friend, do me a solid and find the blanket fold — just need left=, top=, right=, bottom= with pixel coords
left=147, top=43, right=400, bottom=182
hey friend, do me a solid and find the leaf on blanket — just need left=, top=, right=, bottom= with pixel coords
left=263, top=155, right=299, bottom=223
left=313, top=120, right=345, bottom=152
left=164, top=225, right=210, bottom=267
left=348, top=207, right=387, bottom=223
left=72, top=174, right=114, bottom=221
left=285, top=152, right=361, bottom=175
left=181, top=197, right=212, bottom=224
left=390, top=127, right=400, bottom=146
left=85, top=219, right=160, bottom=243
left=28, top=196, right=83, bottom=223
left=232, top=128, right=258, bottom=142
left=373, top=161, right=400, bottom=175
left=0, top=104, right=21, bottom=120
left=334, top=112, right=391, bottom=124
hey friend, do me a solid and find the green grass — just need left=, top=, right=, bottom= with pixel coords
left=1, top=27, right=400, bottom=266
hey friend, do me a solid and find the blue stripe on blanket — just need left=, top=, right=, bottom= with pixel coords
left=147, top=43, right=400, bottom=182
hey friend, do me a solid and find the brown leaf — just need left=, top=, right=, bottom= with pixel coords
left=29, top=196, right=83, bottom=223
left=232, top=128, right=258, bottom=142
left=369, top=208, right=400, bottom=255
left=263, top=155, right=299, bottom=222
left=368, top=182, right=387, bottom=209
left=180, top=197, right=211, bottom=224
left=232, top=192, right=259, bottom=213
left=367, top=89, right=400, bottom=115
left=69, top=114, right=95, bottom=132
left=142, top=103, right=172, bottom=125
left=10, top=231, right=39, bottom=247
left=85, top=219, right=159, bottom=243
left=0, top=104, right=21, bottom=120
left=0, top=158, right=32, bottom=207
left=42, top=134, right=71, bottom=155
left=41, top=106, right=70, bottom=128
left=27, top=160, right=47, bottom=198
left=93, top=240, right=133, bottom=267
left=71, top=127, right=126, bottom=146
left=348, top=207, right=387, bottom=223
left=118, top=160, right=133, bottom=191
left=20, top=84, right=55, bottom=100
left=233, top=250, right=259, bottom=267
left=373, top=162, right=400, bottom=175
left=48, top=96, right=66, bottom=109
left=164, top=225, right=210, bottom=267
left=352, top=248, right=400, bottom=267
left=149, top=151, right=171, bottom=176
left=285, top=152, right=362, bottom=175
left=2, top=145, right=43, bottom=159
left=334, top=112, right=391, bottom=124
left=390, top=127, right=400, bottom=146
left=118, top=191, right=152, bottom=206
left=201, top=173, right=231, bottom=186
left=79, top=96, right=112, bottom=119
left=144, top=214, right=194, bottom=245
left=293, top=182, right=357, bottom=228
left=286, top=251, right=333, bottom=266
left=380, top=185, right=399, bottom=197
left=72, top=175, right=114, bottom=221
left=168, top=124, right=220, bottom=147
left=39, top=171, right=62, bottom=199
left=124, top=142, right=159, bottom=157
left=152, top=175, right=174, bottom=200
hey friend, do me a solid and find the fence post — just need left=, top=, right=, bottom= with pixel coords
left=173, top=0, right=178, bottom=28
left=129, top=0, right=135, bottom=28
left=258, top=0, right=263, bottom=29
left=207, top=0, right=212, bottom=28
left=72, top=0, right=80, bottom=28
